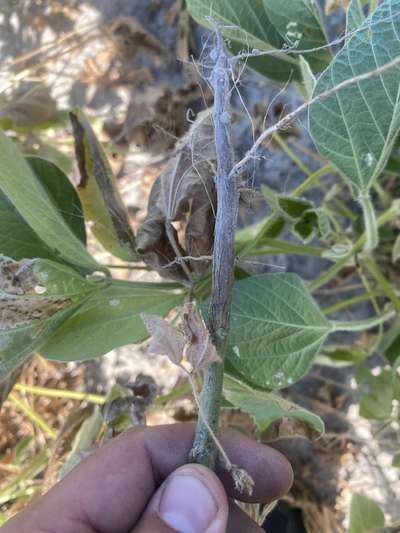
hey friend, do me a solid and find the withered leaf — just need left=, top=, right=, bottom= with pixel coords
left=0, top=85, right=57, bottom=129
left=70, top=110, right=137, bottom=262
left=137, top=110, right=216, bottom=281
left=158, top=110, right=215, bottom=221
left=0, top=256, right=97, bottom=381
left=136, top=178, right=189, bottom=282
left=180, top=303, right=220, bottom=371
left=141, top=313, right=185, bottom=365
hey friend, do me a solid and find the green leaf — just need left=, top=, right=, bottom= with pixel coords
left=261, top=0, right=330, bottom=72
left=277, top=196, right=313, bottom=219
left=293, top=208, right=332, bottom=242
left=70, top=110, right=137, bottom=262
left=223, top=374, right=324, bottom=440
left=27, top=157, right=86, bottom=244
left=41, top=280, right=183, bottom=361
left=392, top=453, right=400, bottom=467
left=356, top=366, right=397, bottom=420
left=0, top=132, right=98, bottom=270
left=0, top=256, right=98, bottom=380
left=0, top=157, right=86, bottom=261
left=225, top=273, right=332, bottom=389
left=309, top=0, right=400, bottom=194
left=346, top=0, right=365, bottom=36
left=348, top=493, right=385, bottom=533
left=0, top=191, right=55, bottom=261
left=186, top=0, right=294, bottom=82
left=299, top=55, right=316, bottom=99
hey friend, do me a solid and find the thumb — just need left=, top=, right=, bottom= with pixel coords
left=132, top=464, right=229, bottom=533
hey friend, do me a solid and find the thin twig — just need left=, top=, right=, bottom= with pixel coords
left=230, top=54, right=400, bottom=181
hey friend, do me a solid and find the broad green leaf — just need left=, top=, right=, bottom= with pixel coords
left=186, top=0, right=330, bottom=82
left=70, top=110, right=137, bottom=262
left=223, top=374, right=324, bottom=440
left=0, top=257, right=99, bottom=380
left=27, top=139, right=73, bottom=174
left=261, top=0, right=330, bottom=72
left=225, top=273, right=332, bottom=389
left=41, top=280, right=183, bottom=361
left=27, top=157, right=86, bottom=244
left=309, top=0, right=400, bottom=194
left=356, top=366, right=398, bottom=420
left=0, top=192, right=55, bottom=261
left=0, top=157, right=86, bottom=261
left=0, top=132, right=98, bottom=270
left=346, top=0, right=364, bottom=36
left=348, top=493, right=385, bottom=533
left=186, top=0, right=295, bottom=82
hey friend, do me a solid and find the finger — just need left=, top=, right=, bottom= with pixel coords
left=132, top=464, right=228, bottom=533
left=3, top=424, right=292, bottom=533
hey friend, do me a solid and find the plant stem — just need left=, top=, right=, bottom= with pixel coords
left=251, top=239, right=324, bottom=257
left=331, top=307, right=395, bottom=332
left=291, top=164, right=334, bottom=196
left=322, top=290, right=383, bottom=315
left=9, top=392, right=57, bottom=439
left=359, top=191, right=379, bottom=251
left=309, top=201, right=400, bottom=290
left=13, top=383, right=106, bottom=404
left=364, top=256, right=400, bottom=312
left=189, top=23, right=238, bottom=469
left=273, top=133, right=311, bottom=176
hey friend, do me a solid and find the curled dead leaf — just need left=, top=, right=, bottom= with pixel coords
left=141, top=313, right=185, bottom=365
left=262, top=416, right=322, bottom=441
left=181, top=302, right=220, bottom=370
left=142, top=303, right=219, bottom=372
left=137, top=110, right=216, bottom=282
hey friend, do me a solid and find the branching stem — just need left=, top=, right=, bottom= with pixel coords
left=189, top=22, right=238, bottom=469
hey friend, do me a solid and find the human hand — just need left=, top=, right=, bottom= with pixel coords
left=2, top=423, right=293, bottom=533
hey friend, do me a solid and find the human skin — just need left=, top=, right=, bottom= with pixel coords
left=1, top=423, right=293, bottom=533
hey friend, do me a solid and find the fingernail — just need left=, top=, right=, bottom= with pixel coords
left=159, top=469, right=218, bottom=533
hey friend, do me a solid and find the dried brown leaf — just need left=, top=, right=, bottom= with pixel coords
left=141, top=313, right=185, bottom=365
left=136, top=179, right=189, bottom=282
left=180, top=303, right=220, bottom=371
left=158, top=110, right=215, bottom=220
left=137, top=110, right=216, bottom=280
left=262, top=416, right=321, bottom=441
